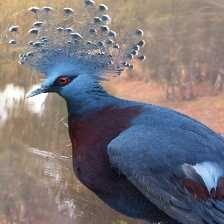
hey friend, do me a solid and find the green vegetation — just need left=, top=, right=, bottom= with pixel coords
left=112, top=220, right=128, bottom=224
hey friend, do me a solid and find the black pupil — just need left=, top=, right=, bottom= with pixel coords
left=60, top=78, right=68, bottom=83
left=56, top=76, right=70, bottom=86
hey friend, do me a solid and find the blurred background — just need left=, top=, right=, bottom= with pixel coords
left=1, top=0, right=224, bottom=223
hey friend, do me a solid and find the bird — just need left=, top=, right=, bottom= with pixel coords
left=6, top=1, right=224, bottom=224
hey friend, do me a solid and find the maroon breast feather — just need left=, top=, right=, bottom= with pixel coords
left=68, top=106, right=142, bottom=193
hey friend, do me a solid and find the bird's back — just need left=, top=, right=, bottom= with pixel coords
left=107, top=101, right=224, bottom=224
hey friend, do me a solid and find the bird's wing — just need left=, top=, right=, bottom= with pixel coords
left=107, top=124, right=224, bottom=224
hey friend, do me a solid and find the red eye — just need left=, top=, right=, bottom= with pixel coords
left=55, top=76, right=71, bottom=86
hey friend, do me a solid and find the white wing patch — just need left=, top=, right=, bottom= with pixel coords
left=193, top=161, right=223, bottom=191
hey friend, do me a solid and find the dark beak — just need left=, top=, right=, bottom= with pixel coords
left=26, top=87, right=48, bottom=98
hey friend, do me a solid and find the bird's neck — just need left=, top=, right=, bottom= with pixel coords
left=65, top=77, right=142, bottom=194
left=64, top=79, right=123, bottom=117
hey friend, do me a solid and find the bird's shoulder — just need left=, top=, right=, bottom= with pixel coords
left=131, top=102, right=224, bottom=148
left=108, top=102, right=224, bottom=168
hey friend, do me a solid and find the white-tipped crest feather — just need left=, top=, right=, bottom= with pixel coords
left=6, top=0, right=146, bottom=76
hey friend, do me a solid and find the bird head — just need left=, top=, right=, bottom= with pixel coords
left=26, top=62, right=79, bottom=98
left=26, top=55, right=100, bottom=99
left=7, top=1, right=146, bottom=100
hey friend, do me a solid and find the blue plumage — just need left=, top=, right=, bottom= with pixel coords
left=8, top=1, right=145, bottom=76
left=7, top=1, right=224, bottom=224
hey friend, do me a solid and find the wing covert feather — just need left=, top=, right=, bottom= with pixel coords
left=107, top=125, right=224, bottom=224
